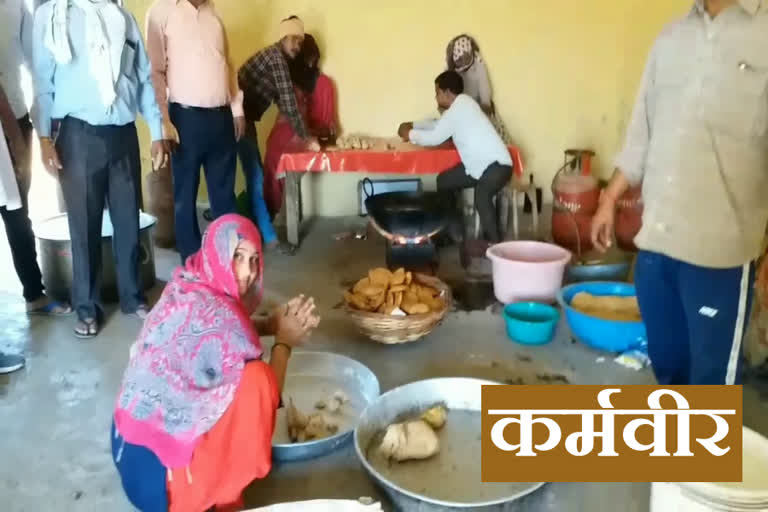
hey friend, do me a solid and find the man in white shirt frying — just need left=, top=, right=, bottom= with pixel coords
left=398, top=71, right=512, bottom=243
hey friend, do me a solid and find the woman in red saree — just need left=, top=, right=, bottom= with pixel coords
left=264, top=34, right=337, bottom=217
left=111, top=214, right=320, bottom=511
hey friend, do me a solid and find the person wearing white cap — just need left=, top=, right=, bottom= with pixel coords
left=237, top=16, right=320, bottom=251
left=238, top=15, right=316, bottom=147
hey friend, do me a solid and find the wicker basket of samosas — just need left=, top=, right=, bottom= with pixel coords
left=342, top=268, right=452, bottom=344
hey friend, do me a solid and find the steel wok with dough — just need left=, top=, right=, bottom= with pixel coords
left=354, top=378, right=546, bottom=511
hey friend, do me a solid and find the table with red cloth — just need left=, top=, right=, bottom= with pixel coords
left=276, top=139, right=523, bottom=247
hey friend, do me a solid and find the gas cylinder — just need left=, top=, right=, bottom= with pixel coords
left=615, top=185, right=643, bottom=252
left=551, top=150, right=599, bottom=256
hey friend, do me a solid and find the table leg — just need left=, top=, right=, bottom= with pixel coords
left=298, top=179, right=303, bottom=223
left=285, top=172, right=303, bottom=247
left=530, top=188, right=539, bottom=239
left=498, top=190, right=510, bottom=240
left=512, top=189, right=520, bottom=240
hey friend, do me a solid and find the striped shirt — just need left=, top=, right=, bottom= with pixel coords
left=615, top=0, right=768, bottom=268
left=238, top=43, right=307, bottom=138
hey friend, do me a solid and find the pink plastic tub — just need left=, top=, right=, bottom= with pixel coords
left=486, top=241, right=572, bottom=304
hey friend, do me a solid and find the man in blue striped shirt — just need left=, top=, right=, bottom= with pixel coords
left=32, top=0, right=169, bottom=338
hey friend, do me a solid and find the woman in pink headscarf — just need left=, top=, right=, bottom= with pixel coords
left=263, top=34, right=337, bottom=217
left=111, top=214, right=319, bottom=512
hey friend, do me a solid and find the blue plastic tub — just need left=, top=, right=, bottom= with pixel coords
left=503, top=302, right=560, bottom=345
left=557, top=282, right=647, bottom=353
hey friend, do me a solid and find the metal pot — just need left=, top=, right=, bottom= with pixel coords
left=565, top=249, right=633, bottom=283
left=34, top=212, right=157, bottom=303
left=354, top=378, right=546, bottom=511
left=565, top=261, right=631, bottom=283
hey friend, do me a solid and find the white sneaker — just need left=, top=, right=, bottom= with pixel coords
left=0, top=353, right=25, bottom=374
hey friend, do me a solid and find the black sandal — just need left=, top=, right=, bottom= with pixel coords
left=74, top=318, right=99, bottom=339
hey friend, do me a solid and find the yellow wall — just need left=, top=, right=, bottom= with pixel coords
left=125, top=0, right=692, bottom=216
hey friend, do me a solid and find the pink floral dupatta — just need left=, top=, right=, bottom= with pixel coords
left=114, top=215, right=264, bottom=468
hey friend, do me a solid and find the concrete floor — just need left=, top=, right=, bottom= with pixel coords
left=1, top=217, right=767, bottom=512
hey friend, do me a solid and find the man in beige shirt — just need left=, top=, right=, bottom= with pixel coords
left=146, top=0, right=244, bottom=261
left=592, top=0, right=768, bottom=385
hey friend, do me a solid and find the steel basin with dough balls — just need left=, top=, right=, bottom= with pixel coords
left=34, top=211, right=157, bottom=303
left=271, top=351, right=380, bottom=462
left=354, top=377, right=547, bottom=511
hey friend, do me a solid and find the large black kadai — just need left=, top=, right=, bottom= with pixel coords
left=363, top=178, right=453, bottom=274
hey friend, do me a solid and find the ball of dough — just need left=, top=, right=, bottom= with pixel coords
left=379, top=420, right=440, bottom=462
left=421, top=405, right=447, bottom=429
left=327, top=397, right=342, bottom=414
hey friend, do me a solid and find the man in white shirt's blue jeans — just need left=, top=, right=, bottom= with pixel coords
left=398, top=71, right=512, bottom=243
